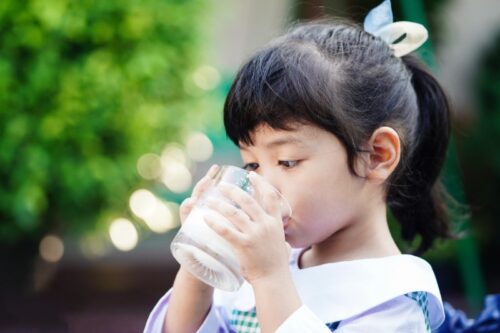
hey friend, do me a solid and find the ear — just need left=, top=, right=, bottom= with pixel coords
left=364, top=126, right=401, bottom=182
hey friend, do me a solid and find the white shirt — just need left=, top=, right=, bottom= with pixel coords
left=144, top=249, right=445, bottom=333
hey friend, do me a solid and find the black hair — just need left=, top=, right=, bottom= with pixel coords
left=223, top=20, right=453, bottom=254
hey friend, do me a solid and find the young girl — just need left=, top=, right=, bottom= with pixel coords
left=144, top=3, right=452, bottom=332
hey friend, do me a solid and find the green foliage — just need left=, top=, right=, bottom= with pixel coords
left=458, top=30, right=500, bottom=257
left=0, top=0, right=210, bottom=244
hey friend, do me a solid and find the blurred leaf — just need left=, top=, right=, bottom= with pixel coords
left=0, top=0, right=212, bottom=244
left=457, top=30, right=500, bottom=270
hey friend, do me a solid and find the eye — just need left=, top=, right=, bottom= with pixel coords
left=278, top=160, right=299, bottom=169
left=242, top=163, right=259, bottom=171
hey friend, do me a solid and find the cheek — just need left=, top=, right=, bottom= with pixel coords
left=288, top=187, right=330, bottom=228
left=289, top=174, right=358, bottom=225
left=287, top=198, right=338, bottom=248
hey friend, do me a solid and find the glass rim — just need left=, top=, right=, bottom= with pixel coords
left=212, top=164, right=292, bottom=218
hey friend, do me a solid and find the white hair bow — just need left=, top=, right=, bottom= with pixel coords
left=363, top=0, right=428, bottom=57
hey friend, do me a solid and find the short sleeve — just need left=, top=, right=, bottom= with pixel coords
left=143, top=289, right=235, bottom=333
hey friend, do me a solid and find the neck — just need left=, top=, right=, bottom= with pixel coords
left=301, top=202, right=401, bottom=268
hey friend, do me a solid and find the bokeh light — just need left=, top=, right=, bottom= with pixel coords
left=161, top=144, right=189, bottom=166
left=39, top=234, right=64, bottom=263
left=192, top=65, right=220, bottom=91
left=165, top=201, right=180, bottom=224
left=80, top=234, right=108, bottom=259
left=137, top=153, right=162, bottom=180
left=142, top=201, right=177, bottom=233
left=129, top=189, right=157, bottom=220
left=161, top=163, right=192, bottom=193
left=185, top=132, right=213, bottom=162
left=109, top=218, right=138, bottom=252
left=129, top=189, right=178, bottom=233
left=160, top=144, right=192, bottom=193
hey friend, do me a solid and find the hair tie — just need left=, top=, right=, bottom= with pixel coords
left=363, top=0, right=428, bottom=57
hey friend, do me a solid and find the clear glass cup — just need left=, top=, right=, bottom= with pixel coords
left=170, top=165, right=292, bottom=291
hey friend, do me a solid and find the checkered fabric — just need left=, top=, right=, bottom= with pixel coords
left=231, top=308, right=260, bottom=333
left=405, top=291, right=431, bottom=332
left=326, top=321, right=340, bottom=331
left=230, top=308, right=341, bottom=333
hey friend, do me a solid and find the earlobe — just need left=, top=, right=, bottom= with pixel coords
left=366, top=127, right=401, bottom=182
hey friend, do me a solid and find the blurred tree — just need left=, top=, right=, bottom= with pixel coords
left=458, top=30, right=500, bottom=290
left=0, top=0, right=210, bottom=247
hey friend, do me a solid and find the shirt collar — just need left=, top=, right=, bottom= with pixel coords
left=220, top=250, right=444, bottom=330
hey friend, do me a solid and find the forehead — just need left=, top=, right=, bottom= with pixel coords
left=239, top=123, right=320, bottom=150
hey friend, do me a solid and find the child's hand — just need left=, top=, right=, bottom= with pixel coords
left=204, top=171, right=291, bottom=285
left=179, top=164, right=219, bottom=224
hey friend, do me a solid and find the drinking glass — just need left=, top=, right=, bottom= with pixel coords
left=170, top=165, right=291, bottom=291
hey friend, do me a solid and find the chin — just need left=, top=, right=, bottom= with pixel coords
left=285, top=237, right=309, bottom=249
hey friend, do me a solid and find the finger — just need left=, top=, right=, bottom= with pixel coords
left=217, top=182, right=266, bottom=222
left=179, top=197, right=197, bottom=224
left=204, top=211, right=245, bottom=245
left=205, top=197, right=252, bottom=232
left=206, top=164, right=220, bottom=178
left=191, top=164, right=219, bottom=198
left=248, top=172, right=282, bottom=219
left=182, top=165, right=219, bottom=222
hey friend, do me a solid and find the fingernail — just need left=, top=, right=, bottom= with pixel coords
left=208, top=164, right=219, bottom=177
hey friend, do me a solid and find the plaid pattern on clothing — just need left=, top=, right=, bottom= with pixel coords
left=230, top=308, right=340, bottom=333
left=405, top=291, right=431, bottom=332
left=231, top=308, right=260, bottom=333
left=326, top=321, right=340, bottom=331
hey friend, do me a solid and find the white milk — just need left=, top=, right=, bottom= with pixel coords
left=180, top=205, right=239, bottom=265
left=170, top=192, right=243, bottom=291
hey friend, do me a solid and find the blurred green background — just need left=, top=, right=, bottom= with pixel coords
left=0, top=0, right=219, bottom=245
left=0, top=0, right=498, bottom=331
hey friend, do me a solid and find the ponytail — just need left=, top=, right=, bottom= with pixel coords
left=387, top=55, right=453, bottom=254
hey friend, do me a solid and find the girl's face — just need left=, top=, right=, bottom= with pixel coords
left=240, top=123, right=372, bottom=249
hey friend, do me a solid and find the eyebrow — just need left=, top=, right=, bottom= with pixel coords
left=240, top=137, right=306, bottom=150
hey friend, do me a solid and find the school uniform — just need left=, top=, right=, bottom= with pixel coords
left=144, top=249, right=444, bottom=333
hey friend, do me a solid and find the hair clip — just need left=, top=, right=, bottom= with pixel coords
left=363, top=0, right=428, bottom=57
